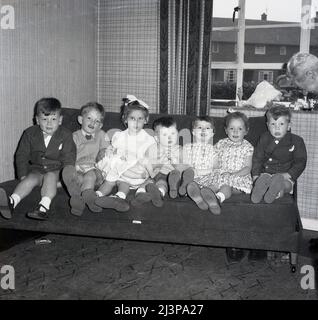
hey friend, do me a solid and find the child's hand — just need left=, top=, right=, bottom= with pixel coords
left=96, top=148, right=106, bottom=162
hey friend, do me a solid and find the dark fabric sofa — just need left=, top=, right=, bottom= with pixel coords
left=0, top=108, right=302, bottom=271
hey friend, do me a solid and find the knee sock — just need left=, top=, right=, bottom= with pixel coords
left=116, top=191, right=126, bottom=199
left=39, top=196, right=51, bottom=212
left=10, top=193, right=21, bottom=209
left=96, top=190, right=103, bottom=197
left=216, top=192, right=225, bottom=203
left=136, top=187, right=146, bottom=194
left=158, top=187, right=166, bottom=197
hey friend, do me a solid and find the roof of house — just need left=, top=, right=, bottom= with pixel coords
left=212, top=17, right=318, bottom=46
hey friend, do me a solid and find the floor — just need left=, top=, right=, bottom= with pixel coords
left=0, top=229, right=317, bottom=300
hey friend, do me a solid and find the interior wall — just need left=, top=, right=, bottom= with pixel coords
left=0, top=0, right=97, bottom=181
left=97, top=0, right=159, bottom=113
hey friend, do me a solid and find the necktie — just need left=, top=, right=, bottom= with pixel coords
left=85, top=134, right=92, bottom=140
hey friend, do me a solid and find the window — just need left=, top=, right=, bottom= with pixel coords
left=224, top=70, right=237, bottom=82
left=211, top=0, right=315, bottom=104
left=280, top=46, right=287, bottom=55
left=255, top=45, right=266, bottom=55
left=212, top=42, right=219, bottom=53
left=258, top=71, right=274, bottom=83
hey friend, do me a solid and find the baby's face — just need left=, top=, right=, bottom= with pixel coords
left=36, top=111, right=62, bottom=135
left=267, top=116, right=290, bottom=140
left=192, top=120, right=214, bottom=143
left=225, top=118, right=247, bottom=143
left=157, top=125, right=178, bottom=147
left=79, top=109, right=103, bottom=135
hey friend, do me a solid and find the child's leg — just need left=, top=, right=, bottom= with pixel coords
left=216, top=185, right=232, bottom=203
left=81, top=170, right=102, bottom=213
left=145, top=182, right=164, bottom=207
left=27, top=171, right=59, bottom=220
left=0, top=172, right=43, bottom=219
left=264, top=173, right=290, bottom=203
left=131, top=180, right=152, bottom=206
left=200, top=187, right=221, bottom=215
left=156, top=175, right=168, bottom=198
left=251, top=173, right=272, bottom=203
left=186, top=181, right=208, bottom=211
left=62, top=165, right=85, bottom=216
left=179, top=168, right=195, bottom=196
left=116, top=181, right=130, bottom=199
left=168, top=170, right=181, bottom=198
left=96, top=180, right=116, bottom=197
left=13, top=172, right=43, bottom=203
left=95, top=181, right=130, bottom=212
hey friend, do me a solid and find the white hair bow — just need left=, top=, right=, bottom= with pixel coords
left=125, top=94, right=150, bottom=110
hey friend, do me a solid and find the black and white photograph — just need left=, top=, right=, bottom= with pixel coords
left=1, top=0, right=318, bottom=305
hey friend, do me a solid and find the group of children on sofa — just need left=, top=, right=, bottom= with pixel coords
left=0, top=96, right=307, bottom=234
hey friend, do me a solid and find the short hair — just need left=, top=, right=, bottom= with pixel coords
left=266, top=104, right=291, bottom=122
left=192, top=116, right=215, bottom=131
left=34, top=97, right=61, bottom=116
left=80, top=102, right=105, bottom=120
left=224, top=111, right=249, bottom=131
left=121, top=99, right=149, bottom=124
left=152, top=116, right=177, bottom=132
left=287, top=52, right=318, bottom=81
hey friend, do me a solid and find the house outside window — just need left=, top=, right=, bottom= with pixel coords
left=255, top=45, right=266, bottom=55
left=280, top=46, right=287, bottom=55
left=212, top=42, right=219, bottom=53
left=224, top=70, right=237, bottom=82
left=258, top=70, right=274, bottom=83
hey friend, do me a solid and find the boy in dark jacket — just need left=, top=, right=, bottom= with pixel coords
left=251, top=104, right=307, bottom=203
left=0, top=97, right=76, bottom=220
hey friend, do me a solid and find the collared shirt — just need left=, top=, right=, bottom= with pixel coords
left=43, top=132, right=52, bottom=148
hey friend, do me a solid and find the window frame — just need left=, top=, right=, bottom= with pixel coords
left=255, top=45, right=266, bottom=55
left=258, top=70, right=274, bottom=83
left=224, top=69, right=237, bottom=82
left=280, top=46, right=287, bottom=55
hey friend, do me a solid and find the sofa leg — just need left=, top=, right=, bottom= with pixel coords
left=290, top=252, right=297, bottom=273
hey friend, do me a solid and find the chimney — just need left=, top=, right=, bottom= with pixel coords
left=261, top=13, right=267, bottom=21
left=315, top=11, right=318, bottom=23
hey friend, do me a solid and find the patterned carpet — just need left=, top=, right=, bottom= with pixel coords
left=0, top=233, right=317, bottom=300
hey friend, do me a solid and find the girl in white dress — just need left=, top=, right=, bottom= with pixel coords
left=95, top=95, right=155, bottom=212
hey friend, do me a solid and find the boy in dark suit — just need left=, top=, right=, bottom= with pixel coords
left=251, top=104, right=307, bottom=203
left=0, top=97, right=76, bottom=220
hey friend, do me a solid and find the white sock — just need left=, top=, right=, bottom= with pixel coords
left=116, top=191, right=126, bottom=199
left=96, top=190, right=103, bottom=197
left=39, top=196, right=51, bottom=212
left=216, top=192, right=225, bottom=203
left=158, top=187, right=166, bottom=197
left=136, top=187, right=146, bottom=194
left=10, top=193, right=21, bottom=209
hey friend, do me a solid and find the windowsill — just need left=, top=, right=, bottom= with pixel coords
left=210, top=103, right=318, bottom=113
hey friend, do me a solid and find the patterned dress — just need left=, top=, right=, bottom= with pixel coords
left=183, top=143, right=216, bottom=178
left=198, top=138, right=254, bottom=194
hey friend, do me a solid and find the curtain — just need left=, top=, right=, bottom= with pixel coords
left=159, top=0, right=213, bottom=115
